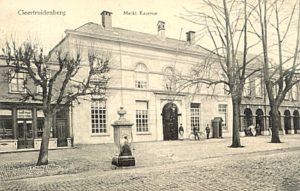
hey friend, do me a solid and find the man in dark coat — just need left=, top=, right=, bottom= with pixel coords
left=193, top=125, right=200, bottom=140
left=179, top=124, right=184, bottom=140
left=205, top=124, right=210, bottom=139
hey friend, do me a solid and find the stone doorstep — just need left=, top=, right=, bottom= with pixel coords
left=0, top=146, right=77, bottom=154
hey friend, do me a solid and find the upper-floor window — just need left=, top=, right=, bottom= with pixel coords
left=164, top=67, right=175, bottom=91
left=292, top=85, right=298, bottom=101
left=273, top=84, right=279, bottom=97
left=285, top=88, right=292, bottom=100
left=223, top=84, right=230, bottom=95
left=255, top=77, right=262, bottom=97
left=36, top=74, right=51, bottom=94
left=17, top=109, right=32, bottom=119
left=9, top=72, right=26, bottom=93
left=90, top=72, right=104, bottom=83
left=135, top=63, right=148, bottom=89
left=243, top=78, right=251, bottom=97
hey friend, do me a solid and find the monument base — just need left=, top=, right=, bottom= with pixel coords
left=112, top=155, right=135, bottom=167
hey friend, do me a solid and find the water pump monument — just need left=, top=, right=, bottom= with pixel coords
left=111, top=107, right=135, bottom=167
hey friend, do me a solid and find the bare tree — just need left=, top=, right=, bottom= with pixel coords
left=179, top=0, right=260, bottom=147
left=255, top=0, right=300, bottom=143
left=2, top=41, right=110, bottom=165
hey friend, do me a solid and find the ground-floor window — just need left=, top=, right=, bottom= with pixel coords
left=218, top=104, right=228, bottom=130
left=91, top=100, right=107, bottom=134
left=0, top=109, right=13, bottom=139
left=136, top=101, right=149, bottom=132
left=190, top=103, right=200, bottom=131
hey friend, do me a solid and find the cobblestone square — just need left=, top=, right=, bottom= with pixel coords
left=1, top=135, right=300, bottom=190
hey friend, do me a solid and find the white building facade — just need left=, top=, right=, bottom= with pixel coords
left=52, top=11, right=233, bottom=144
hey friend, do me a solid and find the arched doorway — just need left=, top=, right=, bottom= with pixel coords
left=162, top=102, right=179, bottom=140
left=256, top=109, right=264, bottom=135
left=293, top=110, right=300, bottom=134
left=284, top=110, right=291, bottom=134
left=244, top=108, right=253, bottom=128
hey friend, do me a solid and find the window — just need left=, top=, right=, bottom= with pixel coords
left=9, top=72, right=26, bottom=93
left=36, top=74, right=51, bottom=94
left=255, top=77, right=262, bottom=97
left=224, top=84, right=230, bottom=95
left=91, top=100, right=107, bottom=134
left=136, top=101, right=149, bottom=132
left=164, top=67, right=175, bottom=91
left=285, top=89, right=291, bottom=100
left=292, top=85, right=298, bottom=101
left=190, top=103, right=200, bottom=131
left=135, top=63, right=148, bottom=89
left=0, top=109, right=13, bottom=139
left=218, top=104, right=228, bottom=130
left=36, top=85, right=43, bottom=94
left=37, top=110, right=44, bottom=138
left=221, top=73, right=229, bottom=95
left=91, top=73, right=104, bottom=83
left=17, top=109, right=32, bottom=118
left=243, top=78, right=251, bottom=97
left=273, top=84, right=279, bottom=97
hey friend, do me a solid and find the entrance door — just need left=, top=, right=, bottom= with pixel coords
left=17, top=120, right=34, bottom=149
left=162, top=103, right=178, bottom=140
left=57, top=119, right=68, bottom=147
left=255, top=109, right=264, bottom=135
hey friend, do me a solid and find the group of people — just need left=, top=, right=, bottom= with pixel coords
left=244, top=124, right=261, bottom=136
left=178, top=124, right=211, bottom=140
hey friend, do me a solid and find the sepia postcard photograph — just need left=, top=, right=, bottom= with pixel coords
left=1, top=0, right=300, bottom=190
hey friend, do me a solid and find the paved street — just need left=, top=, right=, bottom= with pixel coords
left=1, top=135, right=300, bottom=190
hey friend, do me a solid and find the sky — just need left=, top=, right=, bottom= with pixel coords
left=0, top=0, right=202, bottom=51
left=0, top=0, right=298, bottom=60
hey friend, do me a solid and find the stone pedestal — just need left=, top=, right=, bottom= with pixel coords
left=111, top=107, right=135, bottom=167
left=112, top=155, right=135, bottom=167
left=0, top=140, right=18, bottom=151
left=34, top=138, right=57, bottom=149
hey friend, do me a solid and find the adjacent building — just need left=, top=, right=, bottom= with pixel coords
left=0, top=58, right=72, bottom=151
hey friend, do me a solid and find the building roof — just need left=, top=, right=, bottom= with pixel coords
left=64, top=22, right=209, bottom=56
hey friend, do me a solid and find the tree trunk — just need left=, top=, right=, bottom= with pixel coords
left=36, top=114, right=53, bottom=166
left=230, top=97, right=243, bottom=147
left=270, top=106, right=281, bottom=143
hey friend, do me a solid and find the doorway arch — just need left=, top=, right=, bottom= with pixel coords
left=256, top=109, right=264, bottom=135
left=162, top=102, right=179, bottom=140
left=244, top=108, right=253, bottom=128
left=284, top=110, right=291, bottom=134
left=293, top=110, right=300, bottom=134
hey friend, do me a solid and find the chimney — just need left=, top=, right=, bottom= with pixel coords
left=157, top=21, right=165, bottom=39
left=101, top=11, right=112, bottom=28
left=186, top=31, right=196, bottom=45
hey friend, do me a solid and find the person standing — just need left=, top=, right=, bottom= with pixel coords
left=193, top=125, right=200, bottom=140
left=205, top=124, right=210, bottom=139
left=178, top=124, right=184, bottom=140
